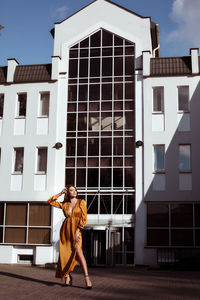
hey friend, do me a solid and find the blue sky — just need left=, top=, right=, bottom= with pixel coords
left=0, top=0, right=200, bottom=66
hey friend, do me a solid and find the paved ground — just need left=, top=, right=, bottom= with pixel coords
left=0, top=264, right=200, bottom=300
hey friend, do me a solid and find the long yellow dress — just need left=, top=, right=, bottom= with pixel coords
left=48, top=195, right=87, bottom=280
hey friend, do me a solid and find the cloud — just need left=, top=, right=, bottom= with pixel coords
left=55, top=5, right=69, bottom=19
left=166, top=0, right=200, bottom=53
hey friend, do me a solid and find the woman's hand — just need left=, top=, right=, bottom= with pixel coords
left=75, top=228, right=80, bottom=242
left=59, top=188, right=67, bottom=196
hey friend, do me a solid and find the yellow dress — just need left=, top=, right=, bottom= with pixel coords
left=48, top=195, right=87, bottom=280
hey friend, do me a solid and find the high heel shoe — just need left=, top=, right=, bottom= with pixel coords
left=85, top=275, right=92, bottom=289
left=64, top=273, right=73, bottom=286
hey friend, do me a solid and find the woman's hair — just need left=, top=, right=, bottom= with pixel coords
left=65, top=185, right=78, bottom=201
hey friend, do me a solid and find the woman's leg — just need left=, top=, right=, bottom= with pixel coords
left=76, top=245, right=92, bottom=288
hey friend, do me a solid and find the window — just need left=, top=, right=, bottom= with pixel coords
left=179, top=145, right=191, bottom=172
left=0, top=94, right=4, bottom=117
left=17, top=93, right=27, bottom=117
left=153, top=87, right=164, bottom=113
left=36, top=148, right=47, bottom=173
left=153, top=145, right=165, bottom=172
left=0, top=202, right=51, bottom=244
left=39, top=92, right=49, bottom=117
left=178, top=86, right=189, bottom=112
left=13, top=148, right=24, bottom=174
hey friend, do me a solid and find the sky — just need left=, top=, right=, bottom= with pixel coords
left=0, top=0, right=200, bottom=66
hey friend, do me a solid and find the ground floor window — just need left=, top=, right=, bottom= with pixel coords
left=0, top=202, right=51, bottom=244
left=147, top=202, right=200, bottom=247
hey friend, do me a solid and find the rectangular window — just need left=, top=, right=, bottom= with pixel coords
left=17, top=93, right=27, bottom=117
left=153, top=87, right=164, bottom=112
left=153, top=145, right=165, bottom=172
left=39, top=92, right=49, bottom=117
left=36, top=148, right=47, bottom=173
left=13, top=148, right=24, bottom=174
left=0, top=94, right=4, bottom=117
left=178, top=86, right=189, bottom=112
left=179, top=145, right=191, bottom=172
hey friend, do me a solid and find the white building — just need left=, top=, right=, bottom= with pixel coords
left=0, top=0, right=200, bottom=267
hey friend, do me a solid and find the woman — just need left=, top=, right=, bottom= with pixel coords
left=48, top=185, right=92, bottom=288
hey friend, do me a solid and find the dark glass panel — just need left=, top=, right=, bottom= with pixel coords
left=77, top=132, right=87, bottom=137
left=114, top=47, right=123, bottom=56
left=5, top=228, right=26, bottom=243
left=88, top=131, right=99, bottom=137
left=101, top=131, right=112, bottom=136
left=87, top=195, right=98, bottom=214
left=113, top=157, right=123, bottom=166
left=114, top=138, right=123, bottom=155
left=102, top=48, right=113, bottom=56
left=114, top=83, right=123, bottom=99
left=69, top=59, right=78, bottom=78
left=79, top=78, right=88, bottom=83
left=89, top=102, right=100, bottom=111
left=125, top=46, right=134, bottom=55
left=68, top=79, right=77, bottom=84
left=89, top=113, right=99, bottom=131
left=65, top=169, right=75, bottom=186
left=114, top=77, right=123, bottom=82
left=78, top=113, right=87, bottom=131
left=125, top=101, right=134, bottom=110
left=125, top=40, right=133, bottom=46
left=100, top=195, right=111, bottom=214
left=68, top=103, right=76, bottom=112
left=102, top=84, right=112, bottom=100
left=68, top=85, right=77, bottom=102
left=77, top=158, right=86, bottom=167
left=78, top=103, right=87, bottom=111
left=147, top=229, right=169, bottom=246
left=66, top=158, right=75, bottom=167
left=72, top=43, right=78, bottom=49
left=114, top=57, right=123, bottom=76
left=66, top=132, right=76, bottom=137
left=101, top=138, right=112, bottom=155
left=6, top=204, right=27, bottom=226
left=125, top=157, right=134, bottom=166
left=69, top=49, right=78, bottom=58
left=88, top=138, right=99, bottom=156
left=124, top=228, right=134, bottom=251
left=195, top=230, right=200, bottom=246
left=80, top=37, right=89, bottom=48
left=125, top=112, right=134, bottom=129
left=114, top=131, right=123, bottom=136
left=66, top=139, right=75, bottom=156
left=125, top=83, right=134, bottom=99
left=101, top=113, right=112, bottom=131
left=101, top=157, right=112, bottom=167
left=28, top=228, right=50, bottom=244
left=102, top=102, right=112, bottom=111
left=113, top=168, right=123, bottom=187
left=79, top=59, right=88, bottom=77
left=114, top=101, right=123, bottom=110
left=80, top=49, right=89, bottom=58
left=171, top=229, right=193, bottom=246
left=77, top=138, right=86, bottom=156
left=79, top=85, right=88, bottom=101
left=90, top=58, right=100, bottom=77
left=29, top=204, right=51, bottom=226
left=126, top=253, right=134, bottom=265
left=114, top=113, right=124, bottom=130
left=91, top=31, right=101, bottom=47
left=124, top=195, right=135, bottom=214
left=0, top=228, right=2, bottom=243
left=125, top=56, right=134, bottom=75
left=195, top=204, right=200, bottom=227
left=171, top=204, right=193, bottom=227
left=125, top=168, right=134, bottom=187
left=147, top=203, right=169, bottom=227
left=90, top=48, right=100, bottom=57
left=89, top=84, right=100, bottom=101
left=113, top=195, right=123, bottom=214
left=102, top=58, right=112, bottom=76
left=90, top=78, right=100, bottom=83
left=88, top=158, right=99, bottom=167
left=0, top=203, right=4, bottom=225
left=77, top=169, right=86, bottom=187
left=100, top=168, right=111, bottom=187
left=114, top=35, right=123, bottom=46
left=102, top=77, right=112, bottom=83
left=87, top=169, right=98, bottom=187
left=102, top=30, right=113, bottom=46
left=67, top=113, right=76, bottom=131
left=125, top=138, right=134, bottom=155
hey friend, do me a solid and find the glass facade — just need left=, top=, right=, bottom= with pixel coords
left=66, top=29, right=135, bottom=215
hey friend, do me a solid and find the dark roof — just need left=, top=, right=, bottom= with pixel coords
left=14, top=64, right=52, bottom=83
left=150, top=57, right=194, bottom=76
left=0, top=66, right=7, bottom=83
